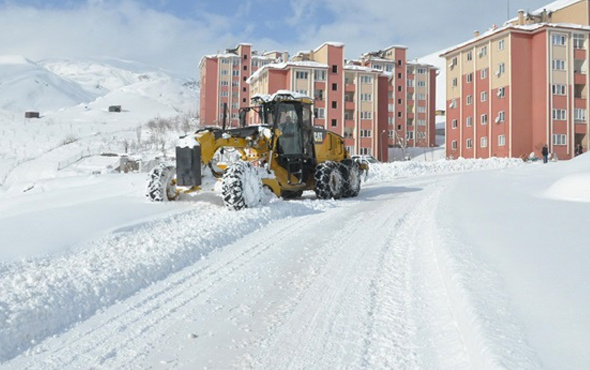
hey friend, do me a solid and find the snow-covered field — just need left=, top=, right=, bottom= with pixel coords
left=1, top=55, right=590, bottom=369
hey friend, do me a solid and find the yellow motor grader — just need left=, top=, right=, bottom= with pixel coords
left=146, top=90, right=364, bottom=210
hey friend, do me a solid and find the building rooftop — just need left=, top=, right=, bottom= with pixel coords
left=440, top=22, right=590, bottom=57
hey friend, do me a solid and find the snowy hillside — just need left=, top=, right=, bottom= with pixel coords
left=0, top=55, right=198, bottom=189
left=0, top=56, right=99, bottom=112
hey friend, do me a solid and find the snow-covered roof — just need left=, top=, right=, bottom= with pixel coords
left=505, top=0, right=581, bottom=24
left=247, top=61, right=329, bottom=84
left=251, top=90, right=313, bottom=103
left=313, top=41, right=345, bottom=52
left=440, top=22, right=590, bottom=57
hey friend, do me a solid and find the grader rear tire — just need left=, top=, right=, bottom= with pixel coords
left=221, top=161, right=264, bottom=210
left=340, top=159, right=361, bottom=198
left=314, top=161, right=344, bottom=200
left=146, top=163, right=178, bottom=201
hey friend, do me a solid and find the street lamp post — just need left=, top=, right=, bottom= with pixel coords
left=381, top=130, right=387, bottom=162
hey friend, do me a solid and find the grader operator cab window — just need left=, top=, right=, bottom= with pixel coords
left=276, top=102, right=313, bottom=158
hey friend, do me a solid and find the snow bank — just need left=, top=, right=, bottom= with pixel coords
left=365, top=157, right=524, bottom=184
left=544, top=173, right=590, bottom=202
left=0, top=199, right=332, bottom=361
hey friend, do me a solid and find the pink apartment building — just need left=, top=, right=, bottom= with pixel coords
left=200, top=42, right=438, bottom=162
left=441, top=0, right=590, bottom=160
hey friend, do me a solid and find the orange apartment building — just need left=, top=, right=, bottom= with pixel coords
left=200, top=42, right=437, bottom=162
left=199, top=44, right=288, bottom=128
left=441, top=0, right=590, bottom=160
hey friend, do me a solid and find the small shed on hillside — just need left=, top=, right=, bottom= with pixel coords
left=108, top=105, right=122, bottom=113
left=25, top=111, right=40, bottom=118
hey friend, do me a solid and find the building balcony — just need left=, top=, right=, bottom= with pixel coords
left=574, top=48, right=586, bottom=60
left=345, top=83, right=355, bottom=92
left=344, top=119, right=355, bottom=127
left=345, top=101, right=355, bottom=110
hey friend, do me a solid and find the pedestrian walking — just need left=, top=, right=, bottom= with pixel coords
left=542, top=145, right=549, bottom=163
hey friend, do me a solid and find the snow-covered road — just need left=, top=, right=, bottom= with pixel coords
left=4, top=156, right=589, bottom=369
left=3, top=174, right=494, bottom=369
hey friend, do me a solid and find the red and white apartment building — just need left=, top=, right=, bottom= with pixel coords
left=441, top=0, right=590, bottom=160
left=199, top=42, right=437, bottom=162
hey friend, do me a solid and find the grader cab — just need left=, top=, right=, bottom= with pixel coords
left=146, top=90, right=364, bottom=210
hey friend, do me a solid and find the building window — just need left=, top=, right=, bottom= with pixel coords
left=417, top=93, right=426, bottom=100
left=361, top=75, right=373, bottom=84
left=466, top=116, right=473, bottom=127
left=417, top=119, right=426, bottom=126
left=574, top=33, right=585, bottom=49
left=417, top=106, right=426, bottom=113
left=466, top=51, right=472, bottom=61
left=553, top=134, right=567, bottom=145
left=361, top=93, right=372, bottom=101
left=552, top=84, right=566, bottom=95
left=295, top=70, right=309, bottom=79
left=452, top=140, right=458, bottom=149
left=361, top=111, right=372, bottom=119
left=481, top=136, right=488, bottom=148
left=466, top=95, right=472, bottom=105
left=332, top=65, right=338, bottom=73
left=221, top=69, right=229, bottom=75
left=314, top=70, right=326, bottom=81
left=452, top=119, right=458, bottom=128
left=332, top=83, right=338, bottom=91
left=450, top=98, right=457, bottom=108
left=397, top=111, right=402, bottom=118
left=407, top=79, right=414, bottom=87
left=398, top=85, right=402, bottom=92
left=481, top=114, right=488, bottom=125
left=243, top=65, right=247, bottom=71
left=466, top=138, right=473, bottom=148
left=497, top=111, right=505, bottom=122
left=466, top=73, right=473, bottom=83
left=332, top=101, right=337, bottom=109
left=479, top=46, right=487, bottom=57
left=481, top=68, right=488, bottom=79
left=417, top=80, right=426, bottom=87
left=498, top=134, right=506, bottom=146
left=498, top=39, right=505, bottom=51
left=314, top=89, right=324, bottom=100
left=497, top=63, right=505, bottom=76
left=233, top=70, right=239, bottom=76
left=398, top=72, right=402, bottom=79
left=552, top=34, right=566, bottom=46
left=388, top=103, right=394, bottom=112
left=295, top=89, right=308, bottom=96
left=552, top=109, right=567, bottom=120
left=575, top=108, right=586, bottom=121
left=220, top=91, right=228, bottom=97
left=498, top=87, right=505, bottom=97
left=552, top=59, right=566, bottom=70
left=220, top=80, right=229, bottom=86
left=315, top=108, right=325, bottom=119
left=331, top=119, right=337, bottom=127
left=481, top=91, right=488, bottom=102
left=360, top=129, right=372, bottom=137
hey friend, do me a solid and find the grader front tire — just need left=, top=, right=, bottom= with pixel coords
left=221, top=161, right=264, bottom=210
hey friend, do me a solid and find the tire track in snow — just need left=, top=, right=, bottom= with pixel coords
left=244, top=186, right=430, bottom=369
left=0, top=200, right=322, bottom=363
left=5, top=205, right=320, bottom=369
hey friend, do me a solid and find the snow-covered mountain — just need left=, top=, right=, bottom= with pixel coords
left=0, top=55, right=99, bottom=112
left=0, top=55, right=198, bottom=114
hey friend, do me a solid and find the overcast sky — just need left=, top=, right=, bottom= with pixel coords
left=0, top=0, right=560, bottom=78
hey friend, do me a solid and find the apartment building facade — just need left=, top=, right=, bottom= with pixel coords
left=441, top=0, right=590, bottom=160
left=201, top=42, right=437, bottom=161
left=199, top=44, right=287, bottom=128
